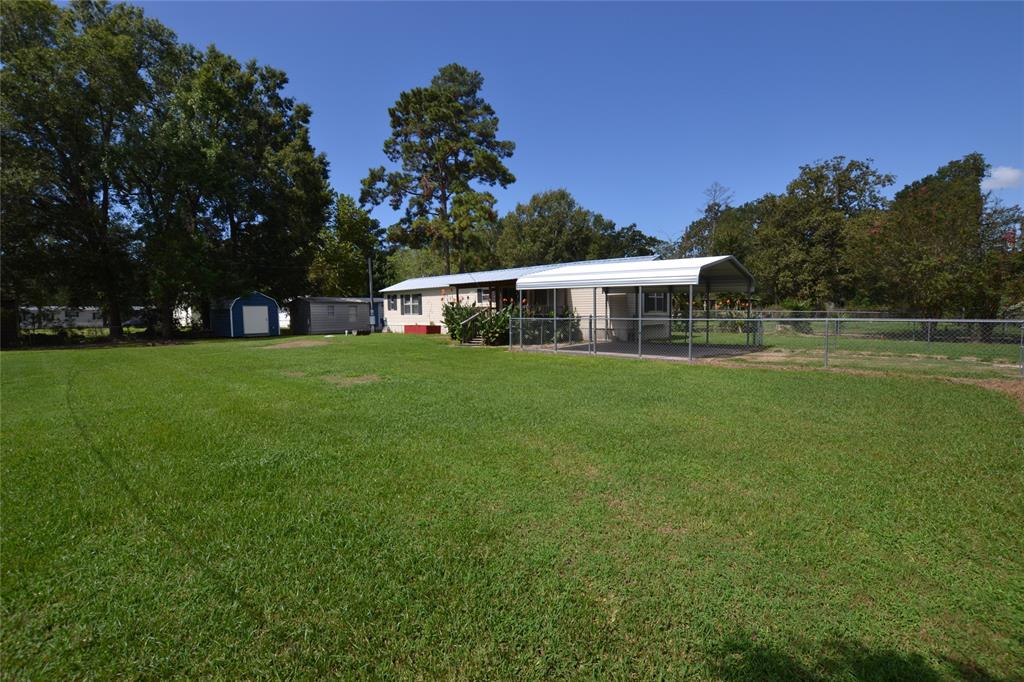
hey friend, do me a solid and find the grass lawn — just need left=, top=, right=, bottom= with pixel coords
left=2, top=335, right=1022, bottom=678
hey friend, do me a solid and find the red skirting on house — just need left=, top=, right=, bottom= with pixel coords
left=404, top=324, right=441, bottom=334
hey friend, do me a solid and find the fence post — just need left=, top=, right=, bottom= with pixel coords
left=823, top=313, right=830, bottom=368
left=1019, top=322, right=1023, bottom=378
left=508, top=316, right=512, bottom=353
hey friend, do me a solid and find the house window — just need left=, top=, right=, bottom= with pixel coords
left=531, top=290, right=551, bottom=308
left=327, top=305, right=335, bottom=317
left=644, top=292, right=668, bottom=314
left=387, top=295, right=397, bottom=311
left=348, top=307, right=357, bottom=322
left=401, top=294, right=422, bottom=315
left=477, top=288, right=491, bottom=304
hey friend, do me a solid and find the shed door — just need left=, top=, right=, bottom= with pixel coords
left=242, top=305, right=269, bottom=335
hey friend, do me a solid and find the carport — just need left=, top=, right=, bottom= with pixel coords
left=512, top=256, right=758, bottom=361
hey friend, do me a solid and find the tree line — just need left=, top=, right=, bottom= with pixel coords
left=677, top=155, right=1023, bottom=317
left=3, top=1, right=1021, bottom=347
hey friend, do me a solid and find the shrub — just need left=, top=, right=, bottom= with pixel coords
left=441, top=301, right=479, bottom=342
left=479, top=307, right=513, bottom=346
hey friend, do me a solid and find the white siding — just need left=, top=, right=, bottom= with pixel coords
left=381, top=287, right=482, bottom=333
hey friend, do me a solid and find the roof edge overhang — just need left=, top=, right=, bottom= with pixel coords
left=515, top=255, right=756, bottom=293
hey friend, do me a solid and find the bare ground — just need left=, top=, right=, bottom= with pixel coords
left=322, top=374, right=380, bottom=387
left=262, top=339, right=328, bottom=350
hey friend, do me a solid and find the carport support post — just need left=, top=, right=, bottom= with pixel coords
left=518, top=289, right=523, bottom=350
left=638, top=286, right=643, bottom=358
left=553, top=288, right=558, bottom=352
left=687, top=285, right=693, bottom=362
left=705, top=281, right=710, bottom=345
left=592, top=287, right=597, bottom=353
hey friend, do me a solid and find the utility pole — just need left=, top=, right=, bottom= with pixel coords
left=366, top=256, right=375, bottom=332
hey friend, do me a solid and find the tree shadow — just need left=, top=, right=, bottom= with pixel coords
left=707, top=631, right=1013, bottom=681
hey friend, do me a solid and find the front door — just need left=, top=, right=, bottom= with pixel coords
left=242, top=305, right=269, bottom=335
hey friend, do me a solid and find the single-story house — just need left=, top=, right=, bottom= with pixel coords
left=378, top=255, right=755, bottom=337
left=20, top=306, right=106, bottom=329
left=211, top=292, right=280, bottom=338
left=378, top=256, right=658, bottom=334
left=289, top=297, right=384, bottom=335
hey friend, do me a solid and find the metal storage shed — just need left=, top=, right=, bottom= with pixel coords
left=289, top=297, right=382, bottom=335
left=211, top=292, right=281, bottom=338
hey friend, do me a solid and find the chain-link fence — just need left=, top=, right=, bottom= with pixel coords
left=510, top=316, right=1024, bottom=378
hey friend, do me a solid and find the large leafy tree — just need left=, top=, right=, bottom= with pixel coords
left=2, top=1, right=333, bottom=340
left=360, top=64, right=515, bottom=274
left=846, top=153, right=1020, bottom=317
left=710, top=157, right=894, bottom=306
left=308, top=194, right=388, bottom=297
left=1, top=0, right=177, bottom=337
left=177, top=47, right=332, bottom=305
left=495, top=189, right=663, bottom=267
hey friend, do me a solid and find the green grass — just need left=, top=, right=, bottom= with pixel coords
left=2, top=335, right=1022, bottom=679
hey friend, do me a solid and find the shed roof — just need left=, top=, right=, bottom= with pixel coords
left=515, top=256, right=755, bottom=293
left=293, top=296, right=384, bottom=304
left=379, top=255, right=658, bottom=293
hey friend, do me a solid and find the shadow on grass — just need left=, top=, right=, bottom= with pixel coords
left=709, top=632, right=1011, bottom=681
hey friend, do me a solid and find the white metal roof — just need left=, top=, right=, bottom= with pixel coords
left=379, top=255, right=657, bottom=293
left=515, top=256, right=755, bottom=292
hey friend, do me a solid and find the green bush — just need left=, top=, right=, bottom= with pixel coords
left=441, top=301, right=479, bottom=342
left=479, top=307, right=513, bottom=346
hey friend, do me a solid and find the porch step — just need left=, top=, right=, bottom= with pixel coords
left=464, top=335, right=484, bottom=346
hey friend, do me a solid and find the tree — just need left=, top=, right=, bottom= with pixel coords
left=494, top=189, right=662, bottom=267
left=308, top=194, right=387, bottom=297
left=360, top=64, right=515, bottom=274
left=1, top=0, right=177, bottom=337
left=847, top=154, right=1019, bottom=317
left=495, top=190, right=609, bottom=267
left=387, top=248, right=446, bottom=282
left=2, top=2, right=333, bottom=339
left=709, top=157, right=893, bottom=306
left=680, top=182, right=733, bottom=257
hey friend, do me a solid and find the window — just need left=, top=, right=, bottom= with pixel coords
left=530, top=290, right=551, bottom=308
left=644, top=292, right=668, bottom=314
left=476, top=288, right=491, bottom=304
left=348, top=307, right=357, bottom=322
left=387, top=295, right=397, bottom=311
left=401, top=294, right=422, bottom=315
left=327, top=305, right=335, bottom=317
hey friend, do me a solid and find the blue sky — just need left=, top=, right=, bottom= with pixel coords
left=139, top=1, right=1024, bottom=241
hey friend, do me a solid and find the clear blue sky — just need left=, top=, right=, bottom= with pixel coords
left=139, top=1, right=1024, bottom=241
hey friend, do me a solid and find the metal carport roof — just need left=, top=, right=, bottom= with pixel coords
left=515, top=256, right=755, bottom=292
left=379, top=255, right=657, bottom=293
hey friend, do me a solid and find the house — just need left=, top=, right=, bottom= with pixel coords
left=20, top=306, right=107, bottom=329
left=378, top=256, right=659, bottom=334
left=379, top=255, right=757, bottom=355
left=288, top=297, right=384, bottom=335
left=211, top=292, right=281, bottom=338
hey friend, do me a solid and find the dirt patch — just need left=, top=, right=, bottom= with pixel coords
left=945, top=378, right=1024, bottom=411
left=282, top=371, right=305, bottom=378
left=323, top=373, right=380, bottom=387
left=262, top=339, right=328, bottom=350
left=705, top=358, right=1024, bottom=410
